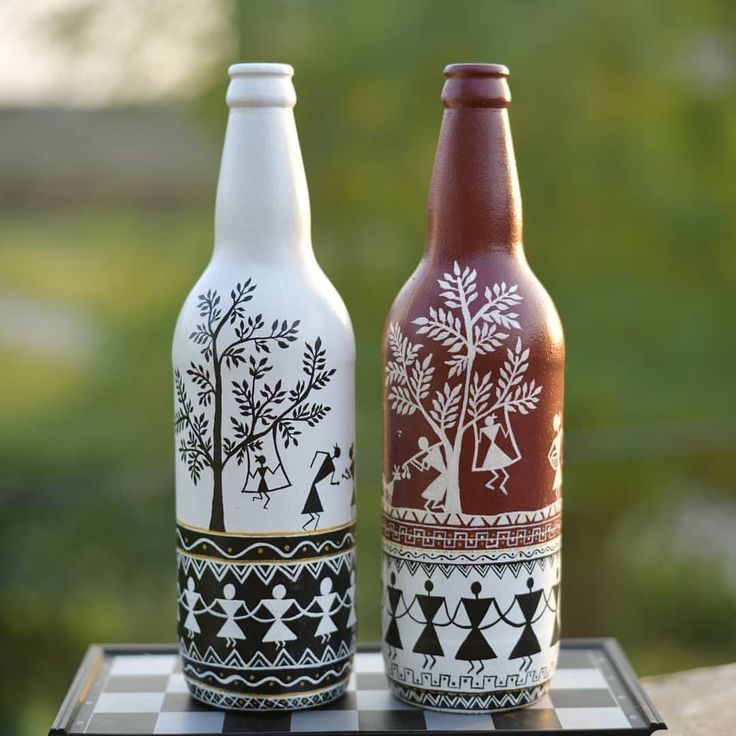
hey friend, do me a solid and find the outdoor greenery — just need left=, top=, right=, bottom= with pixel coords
left=1, top=2, right=736, bottom=734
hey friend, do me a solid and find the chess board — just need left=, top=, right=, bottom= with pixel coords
left=50, top=640, right=665, bottom=735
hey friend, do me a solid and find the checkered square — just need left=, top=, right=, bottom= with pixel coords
left=52, top=642, right=663, bottom=735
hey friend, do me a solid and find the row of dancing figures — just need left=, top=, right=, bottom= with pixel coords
left=384, top=574, right=561, bottom=674
left=179, top=572, right=356, bottom=648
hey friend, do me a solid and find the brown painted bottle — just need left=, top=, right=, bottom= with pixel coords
left=381, top=64, right=564, bottom=711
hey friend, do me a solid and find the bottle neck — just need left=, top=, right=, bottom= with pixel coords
left=425, top=106, right=523, bottom=263
left=213, top=106, right=312, bottom=263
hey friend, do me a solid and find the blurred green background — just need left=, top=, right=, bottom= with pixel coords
left=1, top=0, right=736, bottom=733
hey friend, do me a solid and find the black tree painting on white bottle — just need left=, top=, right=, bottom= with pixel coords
left=172, top=64, right=355, bottom=711
left=174, top=280, right=337, bottom=532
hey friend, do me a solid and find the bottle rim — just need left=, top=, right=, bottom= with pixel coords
left=444, top=63, right=509, bottom=79
left=228, top=63, right=294, bottom=79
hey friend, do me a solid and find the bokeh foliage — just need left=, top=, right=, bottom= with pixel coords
left=1, top=1, right=735, bottom=734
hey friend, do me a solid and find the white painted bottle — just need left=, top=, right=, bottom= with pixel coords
left=172, top=63, right=356, bottom=711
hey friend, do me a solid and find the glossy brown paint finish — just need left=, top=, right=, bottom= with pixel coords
left=442, top=63, right=512, bottom=109
left=383, top=63, right=564, bottom=526
left=382, top=64, right=564, bottom=711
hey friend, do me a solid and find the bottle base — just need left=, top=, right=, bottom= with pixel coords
left=184, top=674, right=349, bottom=711
left=387, top=677, right=550, bottom=713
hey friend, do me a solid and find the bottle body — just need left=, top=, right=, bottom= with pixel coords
left=381, top=65, right=563, bottom=711
left=173, top=65, right=356, bottom=710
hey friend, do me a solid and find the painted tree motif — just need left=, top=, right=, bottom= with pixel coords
left=385, top=262, right=542, bottom=514
left=175, top=280, right=336, bottom=531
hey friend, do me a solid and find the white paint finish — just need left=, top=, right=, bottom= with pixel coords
left=173, top=64, right=355, bottom=536
left=227, top=63, right=297, bottom=108
left=382, top=541, right=560, bottom=691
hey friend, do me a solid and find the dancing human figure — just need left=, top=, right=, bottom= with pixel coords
left=346, top=569, right=357, bottom=629
left=245, top=454, right=279, bottom=509
left=548, top=413, right=563, bottom=497
left=312, top=577, right=339, bottom=643
left=215, top=583, right=246, bottom=648
left=474, top=414, right=520, bottom=494
left=343, top=443, right=356, bottom=508
left=302, top=445, right=341, bottom=530
left=411, top=437, right=450, bottom=511
left=410, top=580, right=449, bottom=669
left=547, top=567, right=561, bottom=647
left=181, top=577, right=206, bottom=638
left=384, top=571, right=407, bottom=659
left=507, top=578, right=544, bottom=672
left=453, top=581, right=499, bottom=674
left=258, top=584, right=298, bottom=648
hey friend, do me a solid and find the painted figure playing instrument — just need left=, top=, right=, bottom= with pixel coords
left=410, top=436, right=451, bottom=511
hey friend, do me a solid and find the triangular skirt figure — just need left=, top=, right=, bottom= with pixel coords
left=385, top=573, right=404, bottom=650
left=411, top=583, right=445, bottom=657
left=509, top=579, right=543, bottom=660
left=455, top=586, right=497, bottom=661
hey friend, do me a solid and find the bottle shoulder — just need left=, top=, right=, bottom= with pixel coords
left=173, top=253, right=355, bottom=356
left=384, top=252, right=563, bottom=357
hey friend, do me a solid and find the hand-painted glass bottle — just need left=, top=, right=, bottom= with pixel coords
left=382, top=64, right=564, bottom=712
left=172, top=64, right=356, bottom=710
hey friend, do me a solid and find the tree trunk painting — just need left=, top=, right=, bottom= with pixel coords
left=174, top=280, right=336, bottom=531
left=385, top=262, right=542, bottom=515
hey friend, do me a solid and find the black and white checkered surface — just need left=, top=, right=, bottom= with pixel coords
left=50, top=641, right=665, bottom=735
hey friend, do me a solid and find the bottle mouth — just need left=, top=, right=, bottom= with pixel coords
left=442, top=63, right=511, bottom=109
left=226, top=62, right=296, bottom=109
left=228, top=63, right=294, bottom=78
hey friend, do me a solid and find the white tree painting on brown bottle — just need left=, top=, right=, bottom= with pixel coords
left=385, top=261, right=542, bottom=514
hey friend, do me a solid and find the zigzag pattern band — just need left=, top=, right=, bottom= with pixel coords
left=177, top=527, right=356, bottom=700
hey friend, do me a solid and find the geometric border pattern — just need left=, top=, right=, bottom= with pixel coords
left=384, top=500, right=561, bottom=527
left=185, top=673, right=349, bottom=711
left=388, top=678, right=548, bottom=712
left=383, top=510, right=561, bottom=551
left=177, top=522, right=355, bottom=562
